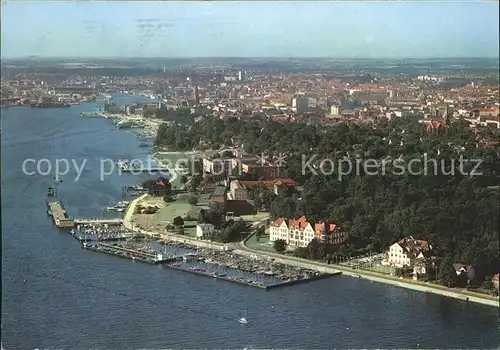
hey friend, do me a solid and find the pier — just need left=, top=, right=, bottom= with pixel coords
left=46, top=200, right=75, bottom=228
left=83, top=242, right=182, bottom=264
left=74, top=218, right=123, bottom=225
left=46, top=200, right=123, bottom=228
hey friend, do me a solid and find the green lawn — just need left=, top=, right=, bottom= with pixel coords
left=241, top=212, right=270, bottom=223
left=245, top=233, right=276, bottom=253
left=156, top=200, right=193, bottom=223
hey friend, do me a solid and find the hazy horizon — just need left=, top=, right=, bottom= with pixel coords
left=3, top=56, right=500, bottom=60
left=1, top=1, right=499, bottom=59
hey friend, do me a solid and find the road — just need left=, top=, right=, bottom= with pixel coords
left=234, top=232, right=499, bottom=307
left=123, top=197, right=498, bottom=307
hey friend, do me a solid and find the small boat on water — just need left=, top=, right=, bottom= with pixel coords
left=238, top=310, right=249, bottom=324
left=105, top=201, right=130, bottom=212
left=47, top=186, right=55, bottom=196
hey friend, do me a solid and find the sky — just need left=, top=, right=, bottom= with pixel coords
left=1, top=1, right=499, bottom=58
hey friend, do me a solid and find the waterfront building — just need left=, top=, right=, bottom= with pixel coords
left=386, top=236, right=431, bottom=268
left=196, top=223, right=215, bottom=239
left=492, top=274, right=499, bottom=290
left=269, top=216, right=345, bottom=248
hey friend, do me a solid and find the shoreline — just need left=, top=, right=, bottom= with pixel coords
left=123, top=196, right=499, bottom=308
left=239, top=236, right=499, bottom=308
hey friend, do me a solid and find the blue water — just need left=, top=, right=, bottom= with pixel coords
left=2, top=97, right=499, bottom=349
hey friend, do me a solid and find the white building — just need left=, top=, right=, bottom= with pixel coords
left=269, top=216, right=346, bottom=248
left=387, top=236, right=431, bottom=268
left=196, top=223, right=215, bottom=239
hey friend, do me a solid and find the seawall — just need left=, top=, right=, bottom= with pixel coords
left=236, top=244, right=499, bottom=308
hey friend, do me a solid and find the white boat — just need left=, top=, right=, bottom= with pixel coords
left=238, top=310, right=248, bottom=324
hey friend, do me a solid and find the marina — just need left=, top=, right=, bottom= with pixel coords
left=79, top=236, right=338, bottom=289
left=46, top=198, right=336, bottom=289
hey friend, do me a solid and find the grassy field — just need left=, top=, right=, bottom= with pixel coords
left=156, top=200, right=193, bottom=222
left=245, top=233, right=276, bottom=253
left=240, top=212, right=271, bottom=223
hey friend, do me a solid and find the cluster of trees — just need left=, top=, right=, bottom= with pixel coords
left=155, top=107, right=194, bottom=123
left=247, top=184, right=276, bottom=210
left=156, top=116, right=500, bottom=279
left=196, top=208, right=249, bottom=243
left=207, top=219, right=248, bottom=243
left=197, top=208, right=224, bottom=229
left=142, top=178, right=173, bottom=201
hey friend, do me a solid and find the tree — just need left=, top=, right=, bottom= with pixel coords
left=188, top=195, right=199, bottom=206
left=255, top=226, right=265, bottom=242
left=198, top=209, right=208, bottom=223
left=273, top=239, right=287, bottom=252
left=438, top=257, right=458, bottom=287
left=173, top=216, right=184, bottom=228
left=180, top=175, right=188, bottom=185
left=190, top=175, right=202, bottom=193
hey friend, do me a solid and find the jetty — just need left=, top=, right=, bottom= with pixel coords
left=46, top=200, right=75, bottom=228
left=83, top=242, right=182, bottom=264
left=46, top=200, right=123, bottom=228
left=116, top=160, right=169, bottom=173
left=74, top=218, right=123, bottom=225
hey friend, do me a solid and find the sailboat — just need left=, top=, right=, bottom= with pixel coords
left=238, top=309, right=248, bottom=324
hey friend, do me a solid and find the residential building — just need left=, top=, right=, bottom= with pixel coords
left=387, top=236, right=431, bottom=268
left=196, top=223, right=214, bottom=239
left=492, top=274, right=499, bottom=290
left=209, top=185, right=227, bottom=211
left=330, top=104, right=341, bottom=116
left=229, top=179, right=248, bottom=200
left=269, top=216, right=346, bottom=248
left=203, top=157, right=233, bottom=176
left=236, top=178, right=296, bottom=196
left=453, top=263, right=475, bottom=283
left=238, top=159, right=286, bottom=180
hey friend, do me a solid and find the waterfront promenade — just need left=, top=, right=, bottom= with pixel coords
left=122, top=195, right=499, bottom=307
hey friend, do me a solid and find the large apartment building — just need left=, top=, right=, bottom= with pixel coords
left=269, top=216, right=346, bottom=248
left=228, top=178, right=296, bottom=200
left=387, top=236, right=431, bottom=268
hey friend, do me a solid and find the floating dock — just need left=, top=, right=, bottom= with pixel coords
left=82, top=242, right=181, bottom=264
left=74, top=218, right=123, bottom=225
left=162, top=264, right=339, bottom=290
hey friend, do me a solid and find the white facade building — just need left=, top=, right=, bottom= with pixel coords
left=387, top=236, right=430, bottom=268
left=196, top=223, right=215, bottom=239
left=269, top=216, right=345, bottom=248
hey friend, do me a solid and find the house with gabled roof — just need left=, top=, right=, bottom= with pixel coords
left=269, top=216, right=346, bottom=248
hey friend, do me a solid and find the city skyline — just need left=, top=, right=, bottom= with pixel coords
left=1, top=1, right=499, bottom=59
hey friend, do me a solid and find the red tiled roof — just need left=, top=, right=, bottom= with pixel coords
left=271, top=217, right=286, bottom=227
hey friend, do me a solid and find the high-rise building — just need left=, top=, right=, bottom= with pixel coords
left=194, top=85, right=200, bottom=105
left=238, top=70, right=246, bottom=81
left=291, top=97, right=309, bottom=113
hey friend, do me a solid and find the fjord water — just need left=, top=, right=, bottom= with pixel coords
left=1, top=98, right=499, bottom=349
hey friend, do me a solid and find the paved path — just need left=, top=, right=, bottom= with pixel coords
left=236, top=235, right=499, bottom=307
left=123, top=198, right=498, bottom=307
